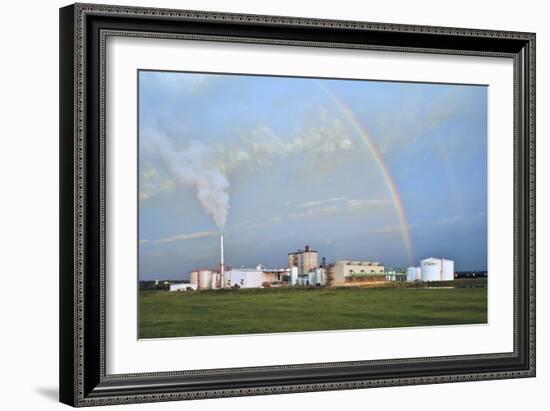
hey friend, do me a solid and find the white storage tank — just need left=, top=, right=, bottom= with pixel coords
left=421, top=258, right=455, bottom=281
left=421, top=258, right=442, bottom=282
left=198, top=269, right=213, bottom=290
left=406, top=266, right=421, bottom=282
left=442, top=259, right=455, bottom=281
left=211, top=272, right=221, bottom=289
left=189, top=271, right=199, bottom=285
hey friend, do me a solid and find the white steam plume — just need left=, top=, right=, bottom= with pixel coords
left=151, top=134, right=230, bottom=229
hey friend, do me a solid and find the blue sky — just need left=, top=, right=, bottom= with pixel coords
left=138, top=70, right=487, bottom=280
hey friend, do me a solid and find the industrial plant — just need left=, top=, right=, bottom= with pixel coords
left=169, top=236, right=456, bottom=292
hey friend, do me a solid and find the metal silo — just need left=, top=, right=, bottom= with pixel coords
left=198, top=269, right=213, bottom=290
left=442, top=259, right=455, bottom=281
left=211, top=272, right=220, bottom=289
left=189, top=271, right=199, bottom=285
left=421, top=258, right=441, bottom=282
left=406, top=266, right=421, bottom=282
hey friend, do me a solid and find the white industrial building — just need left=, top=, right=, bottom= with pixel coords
left=183, top=266, right=290, bottom=291
left=169, top=282, right=198, bottom=292
left=226, top=268, right=265, bottom=288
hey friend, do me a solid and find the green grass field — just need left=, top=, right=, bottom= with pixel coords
left=139, top=285, right=487, bottom=338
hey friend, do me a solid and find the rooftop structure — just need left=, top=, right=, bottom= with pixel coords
left=288, top=245, right=318, bottom=275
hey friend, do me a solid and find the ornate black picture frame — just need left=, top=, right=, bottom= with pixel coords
left=59, top=3, right=535, bottom=407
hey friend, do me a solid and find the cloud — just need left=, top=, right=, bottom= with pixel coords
left=289, top=198, right=390, bottom=220
left=139, top=191, right=152, bottom=201
left=346, top=199, right=390, bottom=210
left=435, top=215, right=464, bottom=226
left=154, top=230, right=219, bottom=244
left=374, top=87, right=486, bottom=155
left=376, top=225, right=404, bottom=234
left=139, top=239, right=150, bottom=245
left=375, top=211, right=485, bottom=236
left=435, top=212, right=486, bottom=227
left=290, top=205, right=340, bottom=219
left=299, top=197, right=347, bottom=208
left=215, top=107, right=356, bottom=174
left=139, top=165, right=176, bottom=202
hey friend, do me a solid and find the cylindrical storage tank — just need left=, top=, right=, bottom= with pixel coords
left=211, top=273, right=220, bottom=289
left=198, top=269, right=213, bottom=290
left=189, top=271, right=199, bottom=285
left=442, top=259, right=454, bottom=281
left=421, top=258, right=441, bottom=282
left=290, top=266, right=298, bottom=286
left=415, top=267, right=422, bottom=281
left=406, top=267, right=417, bottom=282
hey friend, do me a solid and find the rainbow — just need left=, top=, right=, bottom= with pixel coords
left=318, top=82, right=414, bottom=264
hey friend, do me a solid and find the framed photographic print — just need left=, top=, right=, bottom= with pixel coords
left=59, top=3, right=536, bottom=407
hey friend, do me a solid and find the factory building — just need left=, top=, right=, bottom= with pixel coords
left=169, top=283, right=198, bottom=292
left=183, top=266, right=290, bottom=290
left=420, top=258, right=455, bottom=281
left=384, top=268, right=407, bottom=282
left=222, top=267, right=286, bottom=288
left=225, top=268, right=265, bottom=288
left=261, top=267, right=291, bottom=284
left=327, top=260, right=385, bottom=286
left=288, top=245, right=318, bottom=275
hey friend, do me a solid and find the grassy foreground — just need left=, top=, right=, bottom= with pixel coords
left=139, top=285, right=487, bottom=338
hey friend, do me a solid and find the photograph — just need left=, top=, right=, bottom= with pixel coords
left=137, top=70, right=489, bottom=339
left=56, top=1, right=536, bottom=407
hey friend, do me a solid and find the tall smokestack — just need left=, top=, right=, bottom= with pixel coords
left=220, top=234, right=225, bottom=288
